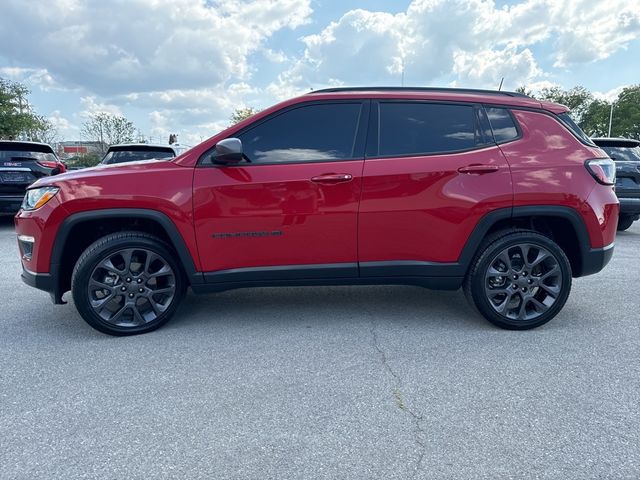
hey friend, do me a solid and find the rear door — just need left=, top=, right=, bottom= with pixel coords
left=358, top=101, right=512, bottom=275
left=193, top=100, right=369, bottom=280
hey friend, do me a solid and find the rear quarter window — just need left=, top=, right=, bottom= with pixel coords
left=484, top=107, right=519, bottom=143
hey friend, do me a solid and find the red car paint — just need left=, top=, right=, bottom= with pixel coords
left=15, top=89, right=618, bottom=299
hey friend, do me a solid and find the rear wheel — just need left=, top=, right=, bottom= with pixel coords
left=617, top=214, right=635, bottom=232
left=464, top=231, right=572, bottom=330
left=71, top=232, right=185, bottom=336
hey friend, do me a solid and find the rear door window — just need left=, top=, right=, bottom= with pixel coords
left=376, top=102, right=478, bottom=156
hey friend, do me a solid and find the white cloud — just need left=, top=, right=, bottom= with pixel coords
left=47, top=110, right=78, bottom=138
left=79, top=96, right=123, bottom=117
left=1, top=0, right=638, bottom=142
left=268, top=0, right=640, bottom=94
left=0, top=0, right=312, bottom=94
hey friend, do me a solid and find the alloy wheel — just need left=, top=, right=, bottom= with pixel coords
left=87, top=248, right=176, bottom=327
left=484, top=243, right=563, bottom=322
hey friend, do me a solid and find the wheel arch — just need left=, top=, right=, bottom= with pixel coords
left=460, top=206, right=593, bottom=278
left=50, top=209, right=203, bottom=303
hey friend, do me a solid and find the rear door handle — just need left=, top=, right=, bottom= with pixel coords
left=311, top=173, right=353, bottom=184
left=457, top=164, right=500, bottom=174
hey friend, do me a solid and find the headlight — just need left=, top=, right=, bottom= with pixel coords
left=21, top=187, right=60, bottom=211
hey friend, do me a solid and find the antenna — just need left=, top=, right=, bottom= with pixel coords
left=498, top=77, right=504, bottom=91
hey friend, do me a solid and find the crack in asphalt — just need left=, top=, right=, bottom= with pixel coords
left=369, top=317, right=427, bottom=477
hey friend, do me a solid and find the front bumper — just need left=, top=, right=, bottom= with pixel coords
left=580, top=243, right=615, bottom=277
left=21, top=266, right=65, bottom=304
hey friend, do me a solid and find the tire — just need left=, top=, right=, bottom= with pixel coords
left=617, top=214, right=635, bottom=232
left=463, top=230, right=572, bottom=330
left=71, top=232, right=186, bottom=336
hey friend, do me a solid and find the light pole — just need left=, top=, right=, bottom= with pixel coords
left=608, top=102, right=614, bottom=137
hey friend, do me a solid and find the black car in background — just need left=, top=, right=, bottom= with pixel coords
left=100, top=143, right=191, bottom=165
left=592, top=138, right=640, bottom=231
left=0, top=141, right=66, bottom=215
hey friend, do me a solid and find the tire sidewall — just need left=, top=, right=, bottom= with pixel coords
left=470, top=233, right=572, bottom=330
left=72, top=235, right=185, bottom=336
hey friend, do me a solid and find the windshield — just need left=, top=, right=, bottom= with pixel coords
left=102, top=147, right=175, bottom=164
left=556, top=113, right=596, bottom=146
left=601, top=146, right=640, bottom=162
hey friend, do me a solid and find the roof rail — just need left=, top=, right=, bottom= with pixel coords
left=308, top=86, right=530, bottom=98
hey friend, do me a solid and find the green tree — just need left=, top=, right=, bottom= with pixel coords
left=0, top=77, right=51, bottom=140
left=81, top=112, right=136, bottom=153
left=610, top=85, right=640, bottom=140
left=535, top=85, right=594, bottom=124
left=580, top=99, right=611, bottom=137
left=229, top=107, right=259, bottom=126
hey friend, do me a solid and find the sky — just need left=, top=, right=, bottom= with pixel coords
left=0, top=0, right=638, bottom=145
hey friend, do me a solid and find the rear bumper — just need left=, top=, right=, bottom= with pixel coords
left=581, top=243, right=615, bottom=277
left=618, top=197, right=640, bottom=216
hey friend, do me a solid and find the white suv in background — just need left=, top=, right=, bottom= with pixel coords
left=101, top=143, right=191, bottom=165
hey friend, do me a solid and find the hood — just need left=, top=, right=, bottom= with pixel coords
left=30, top=158, right=172, bottom=188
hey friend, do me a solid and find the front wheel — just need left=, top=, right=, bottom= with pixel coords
left=71, top=232, right=185, bottom=336
left=464, top=231, right=572, bottom=330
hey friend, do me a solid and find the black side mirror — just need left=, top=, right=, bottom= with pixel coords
left=213, top=138, right=243, bottom=164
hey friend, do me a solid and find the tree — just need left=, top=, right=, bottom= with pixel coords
left=0, top=77, right=50, bottom=140
left=610, top=85, right=640, bottom=140
left=580, top=99, right=611, bottom=137
left=29, top=116, right=59, bottom=144
left=518, top=83, right=640, bottom=139
left=81, top=112, right=136, bottom=153
left=229, top=107, right=259, bottom=126
left=535, top=85, right=594, bottom=124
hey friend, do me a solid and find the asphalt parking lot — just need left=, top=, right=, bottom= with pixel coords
left=0, top=215, right=638, bottom=479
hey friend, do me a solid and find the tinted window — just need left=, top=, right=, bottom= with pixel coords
left=557, top=112, right=596, bottom=146
left=485, top=107, right=519, bottom=143
left=601, top=146, right=640, bottom=162
left=0, top=143, right=57, bottom=162
left=0, top=150, right=57, bottom=163
left=238, top=103, right=362, bottom=163
left=102, top=148, right=175, bottom=164
left=378, top=103, right=476, bottom=156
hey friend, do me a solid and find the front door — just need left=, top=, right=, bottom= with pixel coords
left=193, top=100, right=369, bottom=281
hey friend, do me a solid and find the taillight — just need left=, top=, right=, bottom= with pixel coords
left=37, top=160, right=59, bottom=169
left=585, top=158, right=616, bottom=185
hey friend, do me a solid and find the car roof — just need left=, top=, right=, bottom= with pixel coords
left=106, top=143, right=194, bottom=154
left=0, top=140, right=55, bottom=153
left=304, top=86, right=566, bottom=113
left=109, top=143, right=176, bottom=149
left=591, top=137, right=640, bottom=148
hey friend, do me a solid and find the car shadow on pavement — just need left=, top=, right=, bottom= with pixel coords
left=168, top=285, right=489, bottom=333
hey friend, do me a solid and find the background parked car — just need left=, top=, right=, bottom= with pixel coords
left=0, top=140, right=65, bottom=215
left=592, top=137, right=640, bottom=231
left=101, top=143, right=191, bottom=165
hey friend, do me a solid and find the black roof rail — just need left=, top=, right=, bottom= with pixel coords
left=308, top=86, right=531, bottom=98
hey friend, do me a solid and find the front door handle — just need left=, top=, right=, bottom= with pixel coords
left=311, top=173, right=353, bottom=184
left=457, top=164, right=500, bottom=174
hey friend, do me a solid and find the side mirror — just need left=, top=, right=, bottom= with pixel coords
left=213, top=138, right=243, bottom=164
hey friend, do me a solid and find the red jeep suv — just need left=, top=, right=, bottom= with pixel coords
left=14, top=87, right=618, bottom=335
